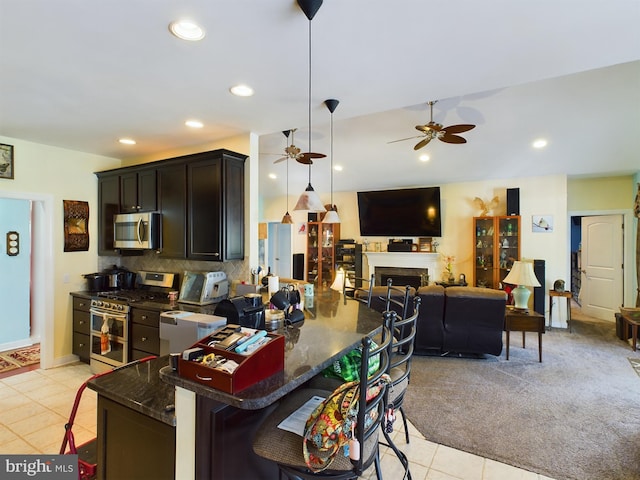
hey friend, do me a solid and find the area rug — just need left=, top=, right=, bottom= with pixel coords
left=629, top=357, right=640, bottom=378
left=404, top=317, right=640, bottom=480
left=0, top=357, right=20, bottom=374
left=0, top=344, right=40, bottom=369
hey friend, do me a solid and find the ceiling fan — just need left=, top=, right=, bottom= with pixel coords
left=389, top=100, right=476, bottom=150
left=270, top=129, right=323, bottom=165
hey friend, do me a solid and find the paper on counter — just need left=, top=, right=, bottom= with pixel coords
left=277, top=395, right=325, bottom=436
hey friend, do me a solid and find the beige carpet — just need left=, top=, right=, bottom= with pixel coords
left=404, top=312, right=640, bottom=480
left=0, top=344, right=40, bottom=373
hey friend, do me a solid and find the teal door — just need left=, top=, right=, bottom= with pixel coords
left=0, top=198, right=31, bottom=345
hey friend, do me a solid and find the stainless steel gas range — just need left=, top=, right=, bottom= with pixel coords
left=89, top=271, right=178, bottom=373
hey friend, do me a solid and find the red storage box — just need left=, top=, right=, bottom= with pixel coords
left=178, top=331, right=285, bottom=394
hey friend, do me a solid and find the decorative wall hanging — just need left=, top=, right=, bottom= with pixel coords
left=63, top=200, right=89, bottom=252
left=0, top=143, right=14, bottom=179
left=532, top=215, right=553, bottom=233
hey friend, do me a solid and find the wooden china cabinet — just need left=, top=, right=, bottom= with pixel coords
left=473, top=216, right=520, bottom=289
left=306, top=222, right=340, bottom=288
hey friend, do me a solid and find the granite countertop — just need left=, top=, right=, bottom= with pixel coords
left=87, top=356, right=176, bottom=426
left=70, top=291, right=218, bottom=315
left=160, top=289, right=384, bottom=410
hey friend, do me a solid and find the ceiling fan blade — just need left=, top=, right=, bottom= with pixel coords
left=414, top=137, right=432, bottom=150
left=439, top=134, right=467, bottom=144
left=273, top=156, right=287, bottom=164
left=298, top=152, right=325, bottom=164
left=443, top=124, right=476, bottom=134
left=388, top=135, right=424, bottom=144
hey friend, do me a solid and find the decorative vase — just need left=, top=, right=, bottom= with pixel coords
left=448, top=273, right=455, bottom=283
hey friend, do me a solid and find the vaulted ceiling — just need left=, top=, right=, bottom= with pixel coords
left=1, top=1, right=638, bottom=199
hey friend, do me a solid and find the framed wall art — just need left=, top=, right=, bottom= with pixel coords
left=532, top=215, right=553, bottom=233
left=0, top=143, right=14, bottom=179
left=63, top=200, right=90, bottom=252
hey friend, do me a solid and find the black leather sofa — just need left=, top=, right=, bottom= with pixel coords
left=370, top=284, right=507, bottom=357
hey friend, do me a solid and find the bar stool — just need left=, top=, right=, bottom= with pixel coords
left=549, top=290, right=572, bottom=332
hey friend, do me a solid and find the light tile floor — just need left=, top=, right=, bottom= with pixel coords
left=0, top=363, right=555, bottom=480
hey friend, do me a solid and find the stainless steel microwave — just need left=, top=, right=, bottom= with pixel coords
left=113, top=212, right=161, bottom=250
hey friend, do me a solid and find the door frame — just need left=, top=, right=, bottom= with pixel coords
left=0, top=191, right=54, bottom=369
left=568, top=208, right=636, bottom=308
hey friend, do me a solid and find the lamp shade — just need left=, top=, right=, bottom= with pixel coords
left=323, top=208, right=340, bottom=223
left=330, top=268, right=353, bottom=292
left=503, top=261, right=541, bottom=287
left=503, top=261, right=541, bottom=310
left=281, top=211, right=294, bottom=224
left=293, top=184, right=326, bottom=212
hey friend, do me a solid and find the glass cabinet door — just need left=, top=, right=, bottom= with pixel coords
left=474, top=217, right=496, bottom=288
left=497, top=216, right=520, bottom=286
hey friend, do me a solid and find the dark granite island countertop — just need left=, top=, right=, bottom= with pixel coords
left=160, top=289, right=384, bottom=410
left=87, top=355, right=175, bottom=426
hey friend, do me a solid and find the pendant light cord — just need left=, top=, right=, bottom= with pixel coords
left=307, top=17, right=313, bottom=187
left=330, top=109, right=334, bottom=207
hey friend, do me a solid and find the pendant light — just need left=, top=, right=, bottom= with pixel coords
left=293, top=0, right=326, bottom=213
left=281, top=130, right=294, bottom=224
left=323, top=98, right=340, bottom=223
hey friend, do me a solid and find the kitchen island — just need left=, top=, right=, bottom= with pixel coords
left=160, top=289, right=384, bottom=479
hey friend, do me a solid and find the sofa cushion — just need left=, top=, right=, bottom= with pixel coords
left=414, top=285, right=446, bottom=354
left=442, top=287, right=507, bottom=356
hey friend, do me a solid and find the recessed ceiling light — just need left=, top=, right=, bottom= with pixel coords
left=185, top=120, right=204, bottom=128
left=268, top=173, right=277, bottom=180
left=229, top=84, right=254, bottom=97
left=119, top=138, right=136, bottom=145
left=169, top=20, right=205, bottom=41
left=334, top=165, right=343, bottom=172
left=532, top=139, right=548, bottom=149
left=419, top=154, right=430, bottom=162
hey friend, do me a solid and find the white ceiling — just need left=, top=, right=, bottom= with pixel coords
left=1, top=1, right=639, bottom=199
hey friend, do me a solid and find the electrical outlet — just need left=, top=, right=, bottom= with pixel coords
left=63, top=273, right=70, bottom=284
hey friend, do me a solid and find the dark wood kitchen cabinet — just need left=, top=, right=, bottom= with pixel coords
left=187, top=152, right=245, bottom=261
left=119, top=168, right=157, bottom=213
left=130, top=307, right=161, bottom=360
left=96, top=149, right=246, bottom=260
left=157, top=162, right=187, bottom=258
left=97, top=173, right=119, bottom=255
left=97, top=396, right=175, bottom=480
left=72, top=296, right=91, bottom=363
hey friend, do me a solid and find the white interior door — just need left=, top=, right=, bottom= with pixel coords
left=267, top=223, right=292, bottom=279
left=580, top=215, right=623, bottom=321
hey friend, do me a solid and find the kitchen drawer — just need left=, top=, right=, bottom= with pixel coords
left=73, top=332, right=90, bottom=361
left=131, top=324, right=160, bottom=355
left=131, top=308, right=160, bottom=327
left=73, top=296, right=91, bottom=312
left=73, top=310, right=90, bottom=335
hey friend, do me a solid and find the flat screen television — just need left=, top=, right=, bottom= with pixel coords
left=357, top=186, right=442, bottom=237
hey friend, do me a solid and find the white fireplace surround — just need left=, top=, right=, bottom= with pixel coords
left=364, top=252, right=442, bottom=285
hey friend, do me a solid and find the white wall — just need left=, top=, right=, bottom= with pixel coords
left=0, top=135, right=120, bottom=366
left=262, top=174, right=569, bottom=320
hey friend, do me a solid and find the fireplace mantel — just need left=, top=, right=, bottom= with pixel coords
left=364, top=252, right=442, bottom=283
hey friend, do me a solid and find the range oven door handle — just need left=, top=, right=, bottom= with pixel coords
left=90, top=308, right=129, bottom=320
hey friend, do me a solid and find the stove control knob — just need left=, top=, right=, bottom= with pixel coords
left=95, top=300, right=103, bottom=307
left=116, top=304, right=124, bottom=311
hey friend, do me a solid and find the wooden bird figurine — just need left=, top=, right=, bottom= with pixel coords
left=473, top=196, right=499, bottom=216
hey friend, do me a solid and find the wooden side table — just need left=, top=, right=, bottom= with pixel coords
left=504, top=309, right=545, bottom=362
left=620, top=309, right=640, bottom=351
left=549, top=290, right=572, bottom=332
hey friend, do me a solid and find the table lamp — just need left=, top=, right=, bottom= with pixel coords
left=503, top=261, right=541, bottom=311
left=330, top=268, right=353, bottom=292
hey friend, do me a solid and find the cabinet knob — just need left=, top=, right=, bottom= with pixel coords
left=78, top=343, right=84, bottom=348
left=79, top=320, right=85, bottom=325
left=141, top=315, right=147, bottom=320
left=79, top=302, right=85, bottom=307
left=141, top=337, right=148, bottom=342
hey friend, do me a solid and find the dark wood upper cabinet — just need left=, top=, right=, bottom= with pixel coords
left=120, top=169, right=157, bottom=213
left=157, top=162, right=187, bottom=258
left=96, top=149, right=246, bottom=261
left=97, top=173, right=119, bottom=255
